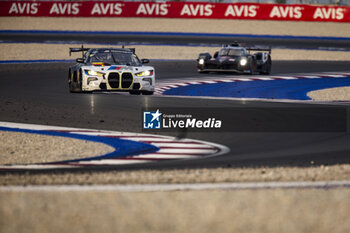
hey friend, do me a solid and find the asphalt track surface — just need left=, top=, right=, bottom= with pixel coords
left=1, top=60, right=350, bottom=172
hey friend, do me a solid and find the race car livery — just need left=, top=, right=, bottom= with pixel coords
left=68, top=46, right=155, bottom=95
left=197, top=43, right=272, bottom=74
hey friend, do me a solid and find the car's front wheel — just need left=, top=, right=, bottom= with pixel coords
left=198, top=69, right=208, bottom=74
left=260, top=57, right=271, bottom=75
left=77, top=69, right=83, bottom=92
left=265, top=57, right=272, bottom=75
left=247, top=59, right=254, bottom=75
left=142, top=91, right=154, bottom=95
left=129, top=90, right=141, bottom=95
left=68, top=69, right=78, bottom=93
left=69, top=70, right=83, bottom=93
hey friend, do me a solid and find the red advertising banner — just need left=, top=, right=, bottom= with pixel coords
left=0, top=1, right=349, bottom=22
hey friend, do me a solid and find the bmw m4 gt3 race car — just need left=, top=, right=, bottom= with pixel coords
left=197, top=43, right=271, bottom=74
left=68, top=46, right=155, bottom=95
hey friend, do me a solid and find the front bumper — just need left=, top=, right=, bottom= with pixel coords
left=82, top=72, right=155, bottom=92
left=197, top=60, right=251, bottom=73
left=198, top=68, right=251, bottom=73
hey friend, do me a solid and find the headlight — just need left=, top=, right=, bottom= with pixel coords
left=136, top=70, right=154, bottom=77
left=199, top=59, right=205, bottom=65
left=85, top=70, right=104, bottom=77
left=240, top=58, right=248, bottom=66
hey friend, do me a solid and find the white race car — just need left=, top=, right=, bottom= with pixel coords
left=68, top=46, right=155, bottom=95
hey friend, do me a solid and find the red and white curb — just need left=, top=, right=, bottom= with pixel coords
left=0, top=122, right=229, bottom=170
left=155, top=71, right=350, bottom=95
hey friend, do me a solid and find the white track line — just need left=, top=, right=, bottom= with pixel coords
left=117, top=137, right=177, bottom=142
left=299, top=75, right=322, bottom=79
left=152, top=143, right=213, bottom=148
left=1, top=180, right=349, bottom=192
left=252, top=77, right=274, bottom=80
left=156, top=148, right=218, bottom=153
left=130, top=154, right=199, bottom=159
left=71, top=159, right=149, bottom=165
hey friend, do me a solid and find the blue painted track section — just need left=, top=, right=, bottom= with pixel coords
left=164, top=77, right=350, bottom=100
left=0, top=127, right=159, bottom=163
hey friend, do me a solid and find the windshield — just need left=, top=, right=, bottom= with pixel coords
left=219, top=49, right=245, bottom=57
left=87, top=51, right=141, bottom=66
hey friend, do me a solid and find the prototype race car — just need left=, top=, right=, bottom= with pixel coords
left=197, top=43, right=271, bottom=74
left=68, top=46, right=155, bottom=94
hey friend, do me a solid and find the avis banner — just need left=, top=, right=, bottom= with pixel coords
left=0, top=1, right=349, bottom=22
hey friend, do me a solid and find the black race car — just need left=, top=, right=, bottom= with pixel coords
left=197, top=43, right=271, bottom=74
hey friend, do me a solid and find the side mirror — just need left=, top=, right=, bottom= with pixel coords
left=213, top=52, right=219, bottom=58
left=141, top=59, right=149, bottom=64
left=76, top=58, right=84, bottom=63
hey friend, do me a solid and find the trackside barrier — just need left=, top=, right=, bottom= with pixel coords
left=0, top=1, right=349, bottom=22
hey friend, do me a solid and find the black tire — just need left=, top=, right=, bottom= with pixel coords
left=265, top=57, right=272, bottom=74
left=260, top=57, right=272, bottom=75
left=77, top=69, right=83, bottom=92
left=129, top=90, right=141, bottom=95
left=197, top=53, right=211, bottom=74
left=68, top=69, right=74, bottom=93
left=69, top=70, right=79, bottom=93
left=69, top=70, right=83, bottom=93
left=248, top=59, right=254, bottom=75
left=142, top=91, right=154, bottom=95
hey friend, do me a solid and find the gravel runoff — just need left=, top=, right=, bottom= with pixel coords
left=308, top=87, right=350, bottom=101
left=1, top=17, right=350, bottom=37
left=0, top=131, right=114, bottom=165
left=1, top=43, right=350, bottom=61
left=0, top=188, right=349, bottom=233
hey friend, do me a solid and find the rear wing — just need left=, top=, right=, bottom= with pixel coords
left=246, top=47, right=271, bottom=54
left=69, top=45, right=135, bottom=56
left=121, top=45, right=135, bottom=54
left=222, top=43, right=271, bottom=54
left=69, top=45, right=90, bottom=57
